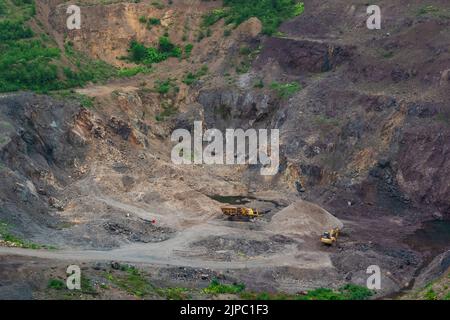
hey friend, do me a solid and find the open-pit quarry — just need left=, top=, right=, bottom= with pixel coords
left=0, top=0, right=449, bottom=301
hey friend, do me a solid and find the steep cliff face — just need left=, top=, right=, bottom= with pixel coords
left=188, top=0, right=450, bottom=222
left=39, top=0, right=220, bottom=66
left=0, top=93, right=87, bottom=244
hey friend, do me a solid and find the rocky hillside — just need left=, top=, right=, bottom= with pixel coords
left=0, top=0, right=449, bottom=299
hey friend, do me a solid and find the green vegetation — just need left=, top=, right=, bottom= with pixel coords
left=0, top=22, right=62, bottom=92
left=0, top=221, right=56, bottom=249
left=76, top=94, right=94, bottom=108
left=235, top=59, right=252, bottom=73
left=0, top=0, right=120, bottom=93
left=416, top=5, right=450, bottom=19
left=184, top=43, right=194, bottom=58
left=62, top=270, right=374, bottom=300
left=152, top=78, right=179, bottom=121
left=127, top=37, right=182, bottom=65
left=159, top=36, right=182, bottom=57
left=254, top=79, right=264, bottom=88
left=0, top=0, right=35, bottom=20
left=239, top=46, right=252, bottom=56
left=48, top=278, right=65, bottom=290
left=50, top=91, right=95, bottom=109
left=0, top=136, right=9, bottom=146
left=118, top=66, right=153, bottom=78
left=148, top=17, right=161, bottom=25
left=243, top=284, right=373, bottom=300
left=424, top=288, right=437, bottom=300
left=80, top=275, right=97, bottom=295
left=418, top=5, right=439, bottom=16
left=399, top=270, right=450, bottom=300
left=151, top=0, right=164, bottom=10
left=202, top=0, right=305, bottom=35
left=154, top=78, right=178, bottom=95
left=155, top=102, right=178, bottom=121
left=203, top=279, right=372, bottom=300
left=105, top=265, right=152, bottom=297
left=138, top=15, right=147, bottom=24
left=270, top=81, right=301, bottom=98
left=235, top=45, right=261, bottom=74
left=182, top=65, right=208, bottom=86
left=202, top=8, right=229, bottom=28
left=0, top=19, right=34, bottom=40
left=139, top=15, right=161, bottom=29
left=156, top=287, right=191, bottom=300
left=444, top=291, right=450, bottom=300
left=105, top=264, right=190, bottom=299
left=63, top=42, right=118, bottom=88
left=47, top=275, right=97, bottom=298
left=203, top=278, right=246, bottom=295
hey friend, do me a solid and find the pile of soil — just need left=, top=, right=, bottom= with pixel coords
left=268, top=201, right=343, bottom=237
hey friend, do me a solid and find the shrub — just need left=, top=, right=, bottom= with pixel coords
left=184, top=43, right=194, bottom=58
left=154, top=79, right=177, bottom=94
left=127, top=37, right=182, bottom=65
left=105, top=266, right=152, bottom=298
left=182, top=65, right=208, bottom=86
left=0, top=0, right=116, bottom=93
left=158, top=36, right=180, bottom=56
left=145, top=47, right=167, bottom=64
left=203, top=279, right=246, bottom=294
left=0, top=20, right=33, bottom=41
left=296, top=284, right=373, bottom=300
left=156, top=287, right=190, bottom=300
left=0, top=39, right=61, bottom=92
left=128, top=40, right=148, bottom=63
left=202, top=8, right=229, bottom=28
left=270, top=81, right=301, bottom=98
left=48, top=279, right=65, bottom=290
left=424, top=288, right=437, bottom=300
left=118, top=66, right=153, bottom=77
left=148, top=17, right=161, bottom=25
left=338, top=284, right=373, bottom=300
left=202, top=0, right=305, bottom=35
left=182, top=72, right=196, bottom=85
left=254, top=79, right=264, bottom=88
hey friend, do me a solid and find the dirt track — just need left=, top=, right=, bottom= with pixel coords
left=1, top=0, right=450, bottom=299
left=0, top=224, right=332, bottom=270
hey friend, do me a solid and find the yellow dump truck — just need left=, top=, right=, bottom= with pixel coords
left=320, top=227, right=340, bottom=245
left=221, top=206, right=260, bottom=218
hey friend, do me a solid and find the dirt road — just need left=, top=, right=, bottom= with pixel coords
left=0, top=220, right=332, bottom=270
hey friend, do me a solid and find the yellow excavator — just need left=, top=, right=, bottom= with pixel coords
left=320, top=227, right=340, bottom=246
left=221, top=206, right=260, bottom=218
